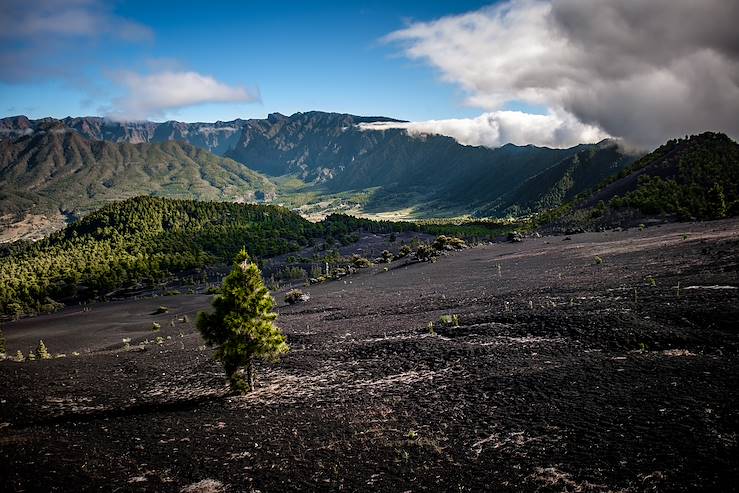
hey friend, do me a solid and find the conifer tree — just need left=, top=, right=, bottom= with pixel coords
left=197, top=249, right=288, bottom=394
left=35, top=339, right=51, bottom=360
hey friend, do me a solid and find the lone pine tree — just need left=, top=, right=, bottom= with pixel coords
left=197, top=249, right=288, bottom=393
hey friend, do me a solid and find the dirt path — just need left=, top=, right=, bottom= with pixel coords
left=1, top=219, right=738, bottom=492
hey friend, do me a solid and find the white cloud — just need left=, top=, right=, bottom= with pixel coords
left=0, top=0, right=153, bottom=82
left=385, top=0, right=739, bottom=148
left=106, top=70, right=260, bottom=121
left=359, top=110, right=607, bottom=148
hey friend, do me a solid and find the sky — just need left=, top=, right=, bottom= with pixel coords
left=1, top=0, right=738, bottom=149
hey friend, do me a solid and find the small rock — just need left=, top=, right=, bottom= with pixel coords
left=180, top=479, right=226, bottom=493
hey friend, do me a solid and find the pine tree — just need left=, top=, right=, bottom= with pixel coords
left=197, top=249, right=288, bottom=394
left=35, top=339, right=51, bottom=360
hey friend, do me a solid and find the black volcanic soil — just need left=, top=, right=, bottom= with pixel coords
left=1, top=219, right=738, bottom=492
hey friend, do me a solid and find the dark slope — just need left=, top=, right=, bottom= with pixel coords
left=582, top=132, right=739, bottom=219
left=226, top=111, right=406, bottom=179
left=0, top=124, right=276, bottom=218
left=492, top=141, right=638, bottom=215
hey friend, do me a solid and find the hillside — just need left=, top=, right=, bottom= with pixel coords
left=0, top=197, right=322, bottom=316
left=0, top=195, right=518, bottom=317
left=0, top=124, right=276, bottom=222
left=584, top=132, right=739, bottom=220
left=492, top=140, right=638, bottom=215
left=3, top=218, right=738, bottom=491
left=539, top=132, right=739, bottom=230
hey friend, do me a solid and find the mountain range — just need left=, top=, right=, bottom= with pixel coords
left=0, top=111, right=684, bottom=243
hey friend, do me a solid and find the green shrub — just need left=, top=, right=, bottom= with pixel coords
left=35, top=340, right=51, bottom=360
left=439, top=314, right=459, bottom=327
left=284, top=289, right=309, bottom=305
left=414, top=244, right=435, bottom=262
left=397, top=245, right=412, bottom=258
left=432, top=235, right=466, bottom=250
left=351, top=255, right=373, bottom=268
left=151, top=322, right=161, bottom=331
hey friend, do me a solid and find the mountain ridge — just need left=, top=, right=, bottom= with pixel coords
left=0, top=127, right=276, bottom=222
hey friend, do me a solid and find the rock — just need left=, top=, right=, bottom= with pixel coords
left=180, top=479, right=226, bottom=493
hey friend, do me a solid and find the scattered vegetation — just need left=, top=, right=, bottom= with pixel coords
left=151, top=322, right=161, bottom=332
left=197, top=249, right=289, bottom=394
left=439, top=314, right=460, bottom=327
left=0, top=196, right=513, bottom=318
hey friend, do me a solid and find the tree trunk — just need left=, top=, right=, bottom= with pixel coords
left=246, top=357, right=255, bottom=392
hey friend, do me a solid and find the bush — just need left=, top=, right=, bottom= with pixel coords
left=414, top=244, right=435, bottom=262
left=432, top=235, right=466, bottom=251
left=439, top=314, right=460, bottom=327
left=381, top=250, right=394, bottom=263
left=35, top=339, right=51, bottom=360
left=351, top=255, right=373, bottom=268
left=151, top=322, right=161, bottom=331
left=284, top=289, right=310, bottom=305
left=507, top=231, right=523, bottom=243
left=397, top=245, right=412, bottom=258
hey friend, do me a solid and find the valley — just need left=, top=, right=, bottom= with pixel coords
left=0, top=112, right=642, bottom=240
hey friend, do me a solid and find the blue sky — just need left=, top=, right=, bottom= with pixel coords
left=0, top=1, right=494, bottom=122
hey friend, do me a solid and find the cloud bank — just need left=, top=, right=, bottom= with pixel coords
left=384, top=0, right=739, bottom=148
left=359, top=110, right=607, bottom=148
left=105, top=70, right=260, bottom=121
